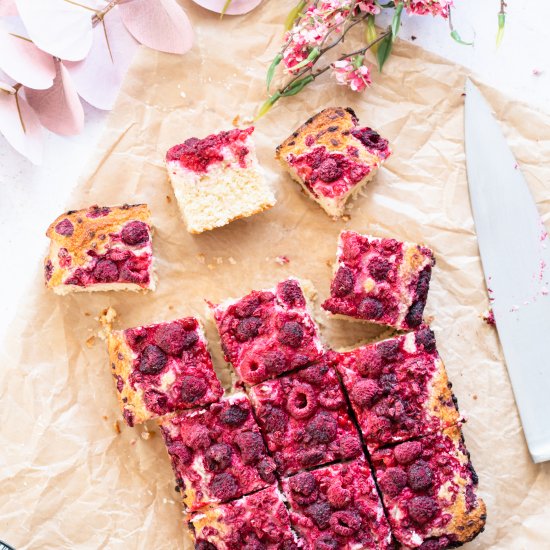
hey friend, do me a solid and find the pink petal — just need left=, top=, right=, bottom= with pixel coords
left=0, top=0, right=18, bottom=16
left=191, top=0, right=262, bottom=15
left=0, top=90, right=43, bottom=164
left=0, top=30, right=55, bottom=90
left=118, top=0, right=193, bottom=54
left=65, top=8, right=139, bottom=110
left=25, top=60, right=84, bottom=135
left=14, top=0, right=94, bottom=61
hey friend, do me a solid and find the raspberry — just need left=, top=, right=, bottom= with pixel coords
left=44, top=260, right=53, bottom=281
left=262, top=405, right=288, bottom=434
left=408, top=460, right=434, bottom=491
left=379, top=373, right=397, bottom=394
left=119, top=257, right=149, bottom=284
left=306, top=411, right=337, bottom=443
left=234, top=431, right=265, bottom=464
left=317, top=158, right=342, bottom=183
left=106, top=248, right=131, bottom=262
left=415, top=326, right=436, bottom=352
left=183, top=425, right=211, bottom=450
left=121, top=221, right=149, bottom=245
left=331, top=266, right=355, bottom=297
left=306, top=501, right=332, bottom=529
left=243, top=537, right=265, bottom=550
left=93, top=259, right=119, bottom=282
left=278, top=280, right=305, bottom=307
left=379, top=467, right=407, bottom=497
left=235, top=317, right=262, bottom=341
left=287, top=383, right=317, bottom=419
left=368, top=257, right=392, bottom=281
left=180, top=375, right=207, bottom=403
left=55, top=218, right=74, bottom=236
left=355, top=347, right=383, bottom=377
left=257, top=457, right=277, bottom=483
left=377, top=340, right=400, bottom=362
left=350, top=379, right=381, bottom=408
left=195, top=541, right=216, bottom=550
left=339, top=434, right=362, bottom=458
left=219, top=403, right=250, bottom=427
left=315, top=536, right=339, bottom=550
left=263, top=350, right=287, bottom=376
left=416, top=267, right=432, bottom=300
left=394, top=441, right=423, bottom=465
left=87, top=205, right=110, bottom=218
left=419, top=540, right=448, bottom=550
left=298, top=448, right=325, bottom=467
left=167, top=442, right=192, bottom=466
left=327, top=484, right=351, bottom=509
left=125, top=327, right=147, bottom=350
left=278, top=321, right=304, bottom=348
left=209, top=472, right=239, bottom=501
left=318, top=387, right=344, bottom=410
left=234, top=296, right=260, bottom=318
left=330, top=510, right=361, bottom=536
left=297, top=363, right=328, bottom=386
left=138, top=345, right=167, bottom=374
left=351, top=127, right=387, bottom=151
left=405, top=300, right=425, bottom=328
left=289, top=471, right=317, bottom=500
left=241, top=358, right=268, bottom=384
left=407, top=496, right=438, bottom=525
left=154, top=322, right=198, bottom=356
left=204, top=443, right=233, bottom=472
left=357, top=297, right=383, bottom=319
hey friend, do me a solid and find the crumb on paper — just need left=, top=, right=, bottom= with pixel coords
left=84, top=312, right=91, bottom=317
left=113, top=421, right=121, bottom=434
left=207, top=264, right=215, bottom=270
left=411, top=35, right=417, bottom=41
left=168, top=305, right=174, bottom=310
left=275, top=255, right=290, bottom=266
left=162, top=498, right=176, bottom=505
left=86, top=335, right=96, bottom=348
left=180, top=91, right=186, bottom=98
left=326, top=259, right=334, bottom=268
left=472, top=394, right=478, bottom=400
left=542, top=287, right=549, bottom=296
left=533, top=68, right=542, bottom=76
left=482, top=308, right=496, bottom=326
left=166, top=195, right=172, bottom=203
left=197, top=253, right=206, bottom=264
left=130, top=439, right=137, bottom=446
left=228, top=256, right=237, bottom=265
left=232, top=115, right=240, bottom=127
left=141, top=430, right=152, bottom=440
left=214, top=257, right=223, bottom=265
left=102, top=415, right=108, bottom=421
left=341, top=215, right=350, bottom=222
left=510, top=305, right=519, bottom=312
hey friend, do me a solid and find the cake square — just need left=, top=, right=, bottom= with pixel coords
left=334, top=328, right=461, bottom=452
left=189, top=486, right=301, bottom=550
left=103, top=310, right=223, bottom=426
left=282, top=457, right=393, bottom=550
left=276, top=107, right=391, bottom=218
left=44, top=204, right=155, bottom=294
left=210, top=278, right=324, bottom=385
left=371, top=426, right=487, bottom=549
left=165, top=126, right=276, bottom=234
left=249, top=358, right=362, bottom=475
left=158, top=393, right=277, bottom=511
left=322, top=230, right=435, bottom=330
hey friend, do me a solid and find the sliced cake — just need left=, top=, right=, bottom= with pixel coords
left=276, top=107, right=391, bottom=218
left=322, top=230, right=435, bottom=329
left=334, top=328, right=461, bottom=452
left=158, top=393, right=276, bottom=511
left=165, top=126, right=276, bottom=234
left=44, top=204, right=155, bottom=294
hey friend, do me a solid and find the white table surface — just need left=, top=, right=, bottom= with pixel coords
left=1, top=0, right=549, bottom=340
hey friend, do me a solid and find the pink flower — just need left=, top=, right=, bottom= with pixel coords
left=331, top=56, right=371, bottom=92
left=405, top=0, right=453, bottom=18
left=356, top=1, right=381, bottom=15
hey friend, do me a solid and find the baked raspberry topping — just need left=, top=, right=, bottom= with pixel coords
left=322, top=231, right=435, bottom=330
left=282, top=458, right=393, bottom=550
left=249, top=358, right=361, bottom=475
left=335, top=330, right=460, bottom=451
left=86, top=205, right=111, bottom=218
left=211, top=278, right=324, bottom=385
left=350, top=127, right=390, bottom=158
left=55, top=218, right=74, bottom=236
left=121, top=221, right=149, bottom=246
left=160, top=394, right=275, bottom=511
left=166, top=127, right=254, bottom=173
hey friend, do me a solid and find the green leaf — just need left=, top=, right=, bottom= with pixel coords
left=266, top=53, right=283, bottom=91
left=289, top=47, right=320, bottom=71
left=365, top=14, right=379, bottom=54
left=378, top=1, right=395, bottom=7
left=281, top=75, right=314, bottom=97
left=377, top=32, right=393, bottom=72
left=496, top=12, right=505, bottom=47
left=220, top=0, right=232, bottom=18
left=450, top=29, right=473, bottom=46
left=256, top=92, right=282, bottom=120
left=352, top=54, right=364, bottom=70
left=391, top=2, right=403, bottom=41
left=284, top=0, right=307, bottom=31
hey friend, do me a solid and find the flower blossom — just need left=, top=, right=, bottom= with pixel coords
left=331, top=56, right=372, bottom=92
left=405, top=0, right=453, bottom=18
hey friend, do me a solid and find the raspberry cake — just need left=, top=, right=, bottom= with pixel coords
left=249, top=359, right=362, bottom=475
left=371, top=426, right=487, bottom=549
left=276, top=107, right=391, bottom=218
left=158, top=393, right=276, bottom=511
left=209, top=278, right=324, bottom=385
left=44, top=204, right=155, bottom=294
left=189, top=485, right=300, bottom=550
left=282, top=457, right=393, bottom=550
left=103, top=310, right=223, bottom=426
left=334, top=328, right=460, bottom=452
left=165, top=126, right=276, bottom=234
left=322, top=230, right=435, bottom=330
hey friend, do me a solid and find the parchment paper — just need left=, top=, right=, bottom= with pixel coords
left=2, top=1, right=550, bottom=548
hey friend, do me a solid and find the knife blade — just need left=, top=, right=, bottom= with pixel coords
left=464, top=79, right=550, bottom=463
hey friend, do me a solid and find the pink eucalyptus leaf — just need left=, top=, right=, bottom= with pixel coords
left=65, top=8, right=138, bottom=110
left=191, top=0, right=262, bottom=16
left=118, top=0, right=193, bottom=54
left=0, top=30, right=55, bottom=90
left=0, top=90, right=43, bottom=164
left=25, top=60, right=84, bottom=135
left=14, top=0, right=97, bottom=61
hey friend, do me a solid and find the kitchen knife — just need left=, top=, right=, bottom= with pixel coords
left=464, top=79, right=550, bottom=463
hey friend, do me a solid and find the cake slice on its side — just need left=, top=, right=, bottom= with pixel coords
left=249, top=357, right=362, bottom=475
left=102, top=309, right=223, bottom=426
left=189, top=486, right=301, bottom=549
left=209, top=278, right=324, bottom=386
left=334, top=328, right=461, bottom=452
left=44, top=204, right=155, bottom=294
left=322, top=230, right=435, bottom=330
left=165, top=126, right=276, bottom=234
left=371, top=425, right=487, bottom=549
left=158, top=393, right=277, bottom=511
left=276, top=107, right=391, bottom=218
left=282, top=457, right=394, bottom=550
